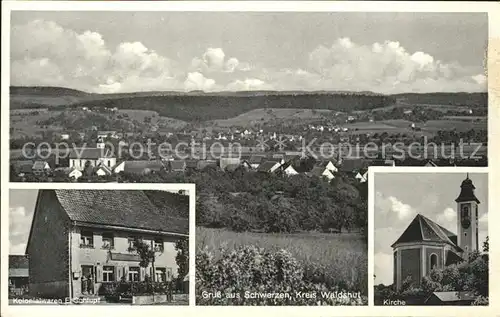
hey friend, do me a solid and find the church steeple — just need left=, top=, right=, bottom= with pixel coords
left=455, top=174, right=480, bottom=204
left=456, top=173, right=480, bottom=258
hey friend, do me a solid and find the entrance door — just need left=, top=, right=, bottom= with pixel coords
left=81, top=265, right=96, bottom=295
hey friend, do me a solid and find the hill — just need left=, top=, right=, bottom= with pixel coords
left=10, top=86, right=487, bottom=122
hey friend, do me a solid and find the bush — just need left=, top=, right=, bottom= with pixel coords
left=196, top=245, right=366, bottom=305
left=100, top=281, right=171, bottom=299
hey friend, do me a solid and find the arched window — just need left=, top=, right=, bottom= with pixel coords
left=430, top=253, right=438, bottom=269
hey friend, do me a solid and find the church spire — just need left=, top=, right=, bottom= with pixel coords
left=455, top=173, right=480, bottom=204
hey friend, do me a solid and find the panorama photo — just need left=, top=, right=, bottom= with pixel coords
left=8, top=11, right=488, bottom=306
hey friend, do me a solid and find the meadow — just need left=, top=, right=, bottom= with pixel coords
left=196, top=226, right=368, bottom=295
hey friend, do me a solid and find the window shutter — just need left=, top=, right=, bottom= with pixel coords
left=124, top=267, right=129, bottom=281
left=150, top=267, right=154, bottom=282
left=117, top=265, right=123, bottom=281
left=96, top=265, right=103, bottom=282
left=140, top=267, right=145, bottom=281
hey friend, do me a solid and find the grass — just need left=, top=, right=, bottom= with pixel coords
left=196, top=227, right=368, bottom=294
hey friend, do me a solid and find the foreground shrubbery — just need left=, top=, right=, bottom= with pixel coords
left=196, top=245, right=367, bottom=306
left=374, top=250, right=489, bottom=305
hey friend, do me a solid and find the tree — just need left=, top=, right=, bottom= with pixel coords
left=132, top=238, right=156, bottom=282
left=483, top=236, right=489, bottom=253
left=175, top=238, right=189, bottom=290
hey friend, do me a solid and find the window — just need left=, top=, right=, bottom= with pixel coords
left=155, top=268, right=166, bottom=282
left=103, top=266, right=115, bottom=282
left=102, top=233, right=114, bottom=250
left=128, top=267, right=140, bottom=282
left=154, top=239, right=164, bottom=252
left=80, top=231, right=94, bottom=248
left=128, top=238, right=136, bottom=251
left=430, top=254, right=438, bottom=269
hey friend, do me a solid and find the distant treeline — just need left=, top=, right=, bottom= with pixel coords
left=394, top=92, right=487, bottom=107
left=61, top=94, right=396, bottom=121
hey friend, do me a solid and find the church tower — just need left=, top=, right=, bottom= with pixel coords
left=455, top=173, right=480, bottom=259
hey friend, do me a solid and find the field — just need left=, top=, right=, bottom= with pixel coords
left=196, top=226, right=367, bottom=294
left=212, top=108, right=334, bottom=127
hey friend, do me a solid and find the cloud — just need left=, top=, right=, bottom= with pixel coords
left=304, top=37, right=486, bottom=93
left=11, top=19, right=181, bottom=93
left=184, top=72, right=216, bottom=91
left=226, top=78, right=271, bottom=91
left=9, top=206, right=32, bottom=255
left=375, top=192, right=415, bottom=223
left=191, top=48, right=251, bottom=74
left=11, top=20, right=485, bottom=93
left=436, top=207, right=456, bottom=230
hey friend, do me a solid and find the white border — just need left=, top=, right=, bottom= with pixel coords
left=368, top=167, right=490, bottom=310
left=4, top=183, right=196, bottom=311
left=2, top=1, right=499, bottom=316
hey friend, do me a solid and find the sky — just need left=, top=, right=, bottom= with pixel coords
left=8, top=189, right=186, bottom=255
left=10, top=11, right=488, bottom=94
left=373, top=172, right=488, bottom=286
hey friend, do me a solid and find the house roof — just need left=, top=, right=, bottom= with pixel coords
left=391, top=214, right=459, bottom=249
left=53, top=190, right=188, bottom=235
left=310, top=166, right=331, bottom=177
left=9, top=255, right=29, bottom=269
left=316, top=160, right=336, bottom=168
left=69, top=148, right=113, bottom=159
left=93, top=164, right=112, bottom=175
left=123, top=160, right=164, bottom=174
left=224, top=163, right=241, bottom=172
left=257, top=161, right=280, bottom=172
left=248, top=155, right=265, bottom=164
left=445, top=249, right=464, bottom=266
left=425, top=291, right=476, bottom=303
left=197, top=160, right=218, bottom=170
left=185, top=159, right=199, bottom=169
left=32, top=161, right=49, bottom=169
left=143, top=191, right=189, bottom=219
left=170, top=160, right=186, bottom=171
left=13, top=160, right=33, bottom=173
left=338, top=158, right=368, bottom=172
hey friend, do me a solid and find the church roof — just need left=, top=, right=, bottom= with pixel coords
left=455, top=174, right=480, bottom=203
left=391, top=214, right=460, bottom=249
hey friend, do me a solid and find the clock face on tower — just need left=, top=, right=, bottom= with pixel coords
left=461, top=205, right=471, bottom=229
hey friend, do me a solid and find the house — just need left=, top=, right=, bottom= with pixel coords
left=32, top=161, right=51, bottom=176
left=93, top=164, right=113, bottom=177
left=248, top=155, right=265, bottom=169
left=338, top=158, right=368, bottom=173
left=370, top=159, right=396, bottom=167
left=60, top=133, right=70, bottom=140
left=355, top=168, right=368, bottom=183
left=68, top=168, right=83, bottom=180
left=224, top=163, right=243, bottom=173
left=12, top=160, right=34, bottom=177
left=170, top=160, right=186, bottom=172
left=26, top=189, right=189, bottom=299
left=9, top=255, right=29, bottom=296
left=69, top=148, right=116, bottom=172
left=280, top=162, right=299, bottom=176
left=392, top=175, right=480, bottom=290
left=219, top=157, right=241, bottom=171
left=114, top=160, right=165, bottom=175
left=309, top=166, right=335, bottom=181
left=424, top=291, right=477, bottom=305
left=185, top=159, right=199, bottom=171
left=424, top=160, right=439, bottom=167
left=197, top=160, right=218, bottom=171
left=97, top=131, right=117, bottom=139
left=316, top=160, right=338, bottom=173
left=257, top=161, right=282, bottom=173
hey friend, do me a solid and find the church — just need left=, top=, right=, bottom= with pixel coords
left=392, top=174, right=480, bottom=290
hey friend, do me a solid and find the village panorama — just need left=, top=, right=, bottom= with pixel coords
left=8, top=10, right=487, bottom=306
